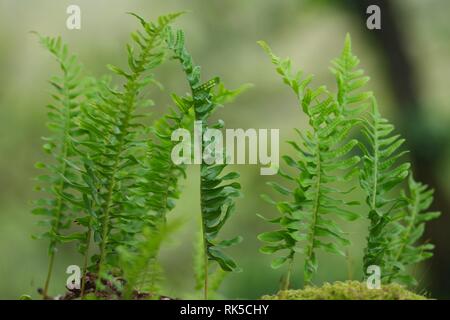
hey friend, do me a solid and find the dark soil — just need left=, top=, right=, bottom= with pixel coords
left=38, top=272, right=175, bottom=300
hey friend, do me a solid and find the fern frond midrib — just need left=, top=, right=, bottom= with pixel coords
left=97, top=30, right=161, bottom=273
left=370, top=114, right=379, bottom=211
left=44, top=59, right=79, bottom=296
left=305, top=137, right=322, bottom=283
left=199, top=165, right=209, bottom=299
left=192, top=93, right=210, bottom=300
left=135, top=155, right=180, bottom=290
left=389, top=189, right=420, bottom=279
left=51, top=76, right=72, bottom=238
left=97, top=86, right=136, bottom=272
left=339, top=47, right=351, bottom=110
left=157, top=154, right=179, bottom=216
left=166, top=31, right=213, bottom=297
left=363, top=112, right=381, bottom=271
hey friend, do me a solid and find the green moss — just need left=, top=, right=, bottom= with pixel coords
left=261, top=281, right=428, bottom=300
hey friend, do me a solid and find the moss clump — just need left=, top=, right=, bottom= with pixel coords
left=262, top=281, right=428, bottom=300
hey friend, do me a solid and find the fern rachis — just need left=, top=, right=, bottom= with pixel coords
left=360, top=98, right=411, bottom=275
left=33, top=13, right=187, bottom=299
left=259, top=34, right=440, bottom=288
left=385, top=175, right=441, bottom=285
left=89, top=13, right=184, bottom=284
left=166, top=27, right=246, bottom=299
left=258, top=38, right=364, bottom=285
left=33, top=35, right=87, bottom=297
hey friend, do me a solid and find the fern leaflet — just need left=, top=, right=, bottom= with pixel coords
left=258, top=39, right=362, bottom=285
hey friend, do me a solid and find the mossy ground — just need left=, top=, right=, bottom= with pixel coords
left=262, top=281, right=428, bottom=300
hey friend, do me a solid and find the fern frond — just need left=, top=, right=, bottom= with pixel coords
left=330, top=34, right=372, bottom=115
left=115, top=100, right=192, bottom=285
left=360, top=98, right=411, bottom=274
left=258, top=40, right=312, bottom=113
left=118, top=220, right=181, bottom=299
left=137, top=100, right=192, bottom=225
left=33, top=35, right=88, bottom=297
left=166, top=27, right=245, bottom=299
left=258, top=42, right=361, bottom=285
left=75, top=13, right=181, bottom=286
left=385, top=175, right=440, bottom=285
left=114, top=69, right=194, bottom=296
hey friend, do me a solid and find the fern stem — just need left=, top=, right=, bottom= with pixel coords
left=97, top=165, right=118, bottom=266
left=80, top=225, right=92, bottom=298
left=178, top=48, right=210, bottom=299
left=43, top=71, right=72, bottom=298
left=43, top=177, right=66, bottom=298
left=364, top=110, right=380, bottom=273
left=284, top=256, right=294, bottom=291
left=369, top=108, right=380, bottom=214
left=96, top=117, right=129, bottom=291
left=43, top=253, right=55, bottom=299
left=200, top=164, right=209, bottom=300
left=203, top=243, right=208, bottom=300
left=304, top=140, right=322, bottom=285
left=96, top=32, right=157, bottom=287
left=370, top=128, right=378, bottom=211
left=43, top=193, right=64, bottom=298
left=387, top=191, right=419, bottom=282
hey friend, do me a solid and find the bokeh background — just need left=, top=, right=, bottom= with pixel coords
left=0, top=0, right=449, bottom=299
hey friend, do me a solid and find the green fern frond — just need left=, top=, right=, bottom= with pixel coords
left=74, top=13, right=182, bottom=287
left=33, top=34, right=88, bottom=297
left=258, top=40, right=312, bottom=113
left=166, top=27, right=245, bottom=299
left=360, top=98, right=411, bottom=274
left=330, top=33, right=372, bottom=115
left=135, top=100, right=191, bottom=229
left=118, top=219, right=182, bottom=299
left=258, top=41, right=361, bottom=285
left=213, top=82, right=253, bottom=107
left=385, top=175, right=440, bottom=285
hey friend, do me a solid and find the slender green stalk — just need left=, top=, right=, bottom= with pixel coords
left=203, top=234, right=209, bottom=300
left=43, top=65, right=72, bottom=298
left=304, top=143, right=322, bottom=285
left=80, top=225, right=92, bottom=298
left=283, top=258, right=293, bottom=291
left=391, top=196, right=419, bottom=267
left=43, top=253, right=55, bottom=298
left=199, top=174, right=209, bottom=300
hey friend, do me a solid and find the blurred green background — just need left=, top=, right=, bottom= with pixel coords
left=0, top=0, right=449, bottom=299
